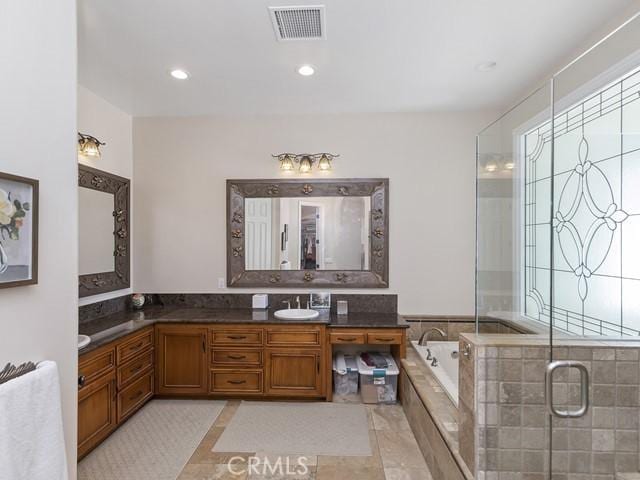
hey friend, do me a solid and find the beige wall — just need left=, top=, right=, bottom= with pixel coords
left=133, top=112, right=493, bottom=314
left=78, top=85, right=133, bottom=305
left=0, top=0, right=78, bottom=476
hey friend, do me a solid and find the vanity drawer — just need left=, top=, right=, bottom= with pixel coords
left=211, top=349, right=263, bottom=367
left=266, top=327, right=322, bottom=347
left=210, top=329, right=263, bottom=346
left=117, top=328, right=153, bottom=364
left=366, top=332, right=403, bottom=345
left=209, top=369, right=263, bottom=394
left=79, top=347, right=116, bottom=387
left=329, top=332, right=366, bottom=344
left=118, top=370, right=153, bottom=422
left=117, top=349, right=154, bottom=388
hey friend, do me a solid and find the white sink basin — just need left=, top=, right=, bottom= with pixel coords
left=274, top=309, right=320, bottom=320
left=78, top=335, right=91, bottom=350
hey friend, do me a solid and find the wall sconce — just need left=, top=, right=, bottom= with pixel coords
left=78, top=132, right=105, bottom=159
left=272, top=153, right=339, bottom=173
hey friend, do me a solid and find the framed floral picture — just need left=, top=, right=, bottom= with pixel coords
left=0, top=172, right=38, bottom=288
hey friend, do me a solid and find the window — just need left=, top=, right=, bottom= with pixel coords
left=524, top=66, right=640, bottom=336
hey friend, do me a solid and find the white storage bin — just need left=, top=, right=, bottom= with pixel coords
left=357, top=353, right=399, bottom=404
left=333, top=353, right=359, bottom=395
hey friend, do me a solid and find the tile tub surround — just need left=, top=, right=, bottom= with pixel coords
left=462, top=333, right=640, bottom=480
left=401, top=347, right=474, bottom=480
left=404, top=316, right=531, bottom=342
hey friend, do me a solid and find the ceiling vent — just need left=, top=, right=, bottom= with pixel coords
left=269, top=5, right=326, bottom=41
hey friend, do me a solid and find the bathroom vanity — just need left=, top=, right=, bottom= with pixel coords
left=77, top=305, right=407, bottom=458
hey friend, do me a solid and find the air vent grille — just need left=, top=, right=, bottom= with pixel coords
left=269, top=5, right=326, bottom=41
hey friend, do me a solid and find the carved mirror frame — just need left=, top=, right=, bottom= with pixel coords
left=227, top=178, right=389, bottom=288
left=78, top=164, right=130, bottom=297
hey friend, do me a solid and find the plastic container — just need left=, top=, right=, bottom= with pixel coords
left=356, top=353, right=399, bottom=404
left=332, top=353, right=359, bottom=395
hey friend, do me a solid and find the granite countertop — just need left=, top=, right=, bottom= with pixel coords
left=79, top=306, right=407, bottom=356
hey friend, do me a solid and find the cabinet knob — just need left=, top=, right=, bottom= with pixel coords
left=78, top=375, right=86, bottom=388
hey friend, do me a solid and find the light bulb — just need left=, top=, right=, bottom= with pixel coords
left=485, top=162, right=497, bottom=173
left=299, top=156, right=313, bottom=173
left=280, top=155, right=295, bottom=171
left=318, top=154, right=332, bottom=171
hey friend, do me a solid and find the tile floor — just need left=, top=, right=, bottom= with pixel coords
left=178, top=400, right=433, bottom=480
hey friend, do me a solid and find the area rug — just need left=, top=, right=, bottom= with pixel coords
left=213, top=401, right=371, bottom=456
left=78, top=399, right=226, bottom=480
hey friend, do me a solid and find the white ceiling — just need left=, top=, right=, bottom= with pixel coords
left=78, top=0, right=637, bottom=116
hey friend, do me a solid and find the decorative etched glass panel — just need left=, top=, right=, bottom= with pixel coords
left=524, top=67, right=640, bottom=336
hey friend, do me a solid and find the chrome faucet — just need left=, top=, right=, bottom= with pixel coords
left=282, top=300, right=291, bottom=309
left=295, top=296, right=301, bottom=309
left=418, top=327, right=446, bottom=346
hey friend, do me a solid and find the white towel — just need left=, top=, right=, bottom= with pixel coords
left=0, top=361, right=69, bottom=480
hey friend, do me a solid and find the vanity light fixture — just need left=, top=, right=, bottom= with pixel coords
left=504, top=160, right=515, bottom=170
left=272, top=153, right=339, bottom=173
left=77, top=133, right=105, bottom=159
left=299, top=155, right=313, bottom=173
left=279, top=154, right=295, bottom=172
left=317, top=154, right=332, bottom=171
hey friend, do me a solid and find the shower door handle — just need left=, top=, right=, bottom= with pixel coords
left=545, top=360, right=589, bottom=418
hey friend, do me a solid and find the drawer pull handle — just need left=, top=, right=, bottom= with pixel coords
left=338, top=337, right=358, bottom=342
left=130, top=365, right=143, bottom=374
left=227, top=335, right=248, bottom=340
left=375, top=338, right=394, bottom=342
left=227, top=380, right=247, bottom=385
left=129, top=390, right=144, bottom=401
left=129, top=341, right=144, bottom=350
left=78, top=375, right=86, bottom=388
left=227, top=355, right=246, bottom=360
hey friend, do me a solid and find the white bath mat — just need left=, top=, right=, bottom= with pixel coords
left=213, top=401, right=372, bottom=456
left=78, top=399, right=225, bottom=480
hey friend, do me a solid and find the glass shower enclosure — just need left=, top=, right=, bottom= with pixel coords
left=476, top=13, right=640, bottom=479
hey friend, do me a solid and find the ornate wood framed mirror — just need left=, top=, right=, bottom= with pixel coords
left=227, top=178, right=389, bottom=288
left=78, top=164, right=130, bottom=297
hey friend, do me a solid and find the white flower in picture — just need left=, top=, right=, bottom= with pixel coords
left=0, top=189, right=16, bottom=226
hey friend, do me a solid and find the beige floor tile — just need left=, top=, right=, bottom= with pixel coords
left=214, top=401, right=241, bottom=427
left=315, top=465, right=385, bottom=480
left=370, top=405, right=411, bottom=431
left=178, top=463, right=248, bottom=479
left=253, top=453, right=318, bottom=467
left=376, top=430, right=429, bottom=469
left=383, top=467, right=433, bottom=480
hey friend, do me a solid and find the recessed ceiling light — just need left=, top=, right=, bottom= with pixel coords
left=170, top=69, right=190, bottom=80
left=297, top=64, right=315, bottom=76
left=475, top=61, right=497, bottom=72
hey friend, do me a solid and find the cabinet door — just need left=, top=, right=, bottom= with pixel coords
left=156, top=325, right=208, bottom=395
left=78, top=371, right=117, bottom=459
left=265, top=349, right=323, bottom=397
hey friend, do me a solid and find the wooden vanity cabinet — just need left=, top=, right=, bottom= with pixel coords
left=156, top=324, right=208, bottom=395
left=206, top=324, right=325, bottom=398
left=78, top=351, right=117, bottom=459
left=78, top=326, right=155, bottom=459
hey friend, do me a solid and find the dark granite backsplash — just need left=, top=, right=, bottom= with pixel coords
left=148, top=293, right=397, bottom=314
left=80, top=293, right=397, bottom=322
left=79, top=294, right=131, bottom=324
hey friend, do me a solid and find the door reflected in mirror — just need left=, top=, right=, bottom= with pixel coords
left=245, top=196, right=371, bottom=271
left=78, top=187, right=114, bottom=275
